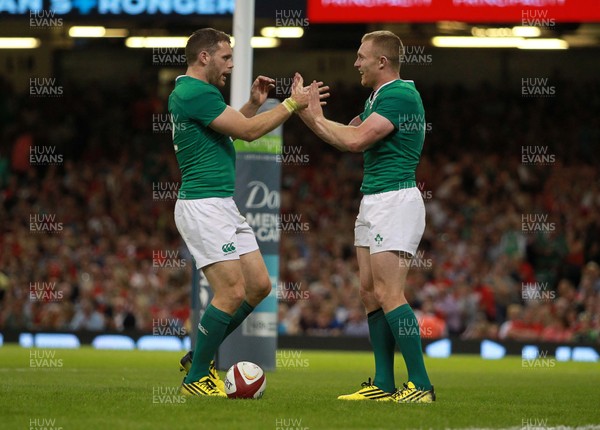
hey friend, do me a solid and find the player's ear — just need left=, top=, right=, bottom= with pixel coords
left=197, top=50, right=210, bottom=66
left=379, top=56, right=387, bottom=69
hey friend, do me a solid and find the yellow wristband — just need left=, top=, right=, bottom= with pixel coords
left=282, top=97, right=299, bottom=113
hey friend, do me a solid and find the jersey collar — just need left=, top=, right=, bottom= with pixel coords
left=368, top=79, right=399, bottom=107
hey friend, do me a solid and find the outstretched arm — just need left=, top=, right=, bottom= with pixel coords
left=239, top=76, right=330, bottom=118
left=210, top=73, right=308, bottom=141
left=349, top=116, right=362, bottom=126
left=299, top=82, right=394, bottom=153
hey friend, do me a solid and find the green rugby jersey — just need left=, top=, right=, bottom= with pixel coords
left=168, top=75, right=234, bottom=199
left=359, top=79, right=425, bottom=195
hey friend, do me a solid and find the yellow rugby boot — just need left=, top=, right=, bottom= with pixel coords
left=179, top=351, right=225, bottom=393
left=389, top=381, right=436, bottom=403
left=337, top=378, right=392, bottom=401
left=180, top=376, right=227, bottom=398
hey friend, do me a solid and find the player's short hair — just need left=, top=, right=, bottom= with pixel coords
left=361, top=31, right=404, bottom=71
left=186, top=28, right=231, bottom=66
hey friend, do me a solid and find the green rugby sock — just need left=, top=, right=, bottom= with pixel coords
left=385, top=304, right=432, bottom=391
left=185, top=304, right=231, bottom=383
left=368, top=308, right=396, bottom=393
left=222, top=300, right=254, bottom=340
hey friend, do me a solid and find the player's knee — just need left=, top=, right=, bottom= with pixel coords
left=230, top=285, right=246, bottom=307
left=243, top=277, right=270, bottom=307
left=255, top=275, right=271, bottom=300
left=224, top=278, right=247, bottom=305
left=212, top=281, right=245, bottom=312
left=359, top=286, right=375, bottom=305
left=372, top=284, right=388, bottom=305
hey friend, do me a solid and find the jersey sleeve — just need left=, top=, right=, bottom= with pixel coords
left=183, top=86, right=227, bottom=127
left=358, top=99, right=369, bottom=121
left=373, top=90, right=421, bottom=131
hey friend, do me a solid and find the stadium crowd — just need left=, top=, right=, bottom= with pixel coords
left=1, top=74, right=599, bottom=343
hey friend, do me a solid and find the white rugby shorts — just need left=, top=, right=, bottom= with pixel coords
left=174, top=197, right=258, bottom=269
left=354, top=188, right=425, bottom=256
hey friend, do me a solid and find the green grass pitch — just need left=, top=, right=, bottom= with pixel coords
left=1, top=345, right=599, bottom=429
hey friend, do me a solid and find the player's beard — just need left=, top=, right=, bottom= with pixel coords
left=359, top=71, right=369, bottom=88
left=360, top=69, right=377, bottom=89
left=207, top=61, right=226, bottom=88
left=359, top=72, right=366, bottom=87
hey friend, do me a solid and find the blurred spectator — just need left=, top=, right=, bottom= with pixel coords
left=540, top=315, right=572, bottom=343
left=69, top=299, right=106, bottom=331
left=307, top=304, right=343, bottom=336
left=415, top=299, right=447, bottom=339
left=343, top=306, right=369, bottom=337
left=499, top=304, right=544, bottom=341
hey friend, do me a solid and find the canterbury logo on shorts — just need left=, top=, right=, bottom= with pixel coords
left=221, top=242, right=236, bottom=254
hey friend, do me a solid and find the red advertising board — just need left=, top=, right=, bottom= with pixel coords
left=308, top=0, right=600, bottom=23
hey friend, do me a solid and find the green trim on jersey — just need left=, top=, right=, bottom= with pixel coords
left=359, top=79, right=425, bottom=195
left=168, top=76, right=234, bottom=199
